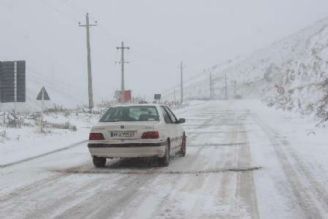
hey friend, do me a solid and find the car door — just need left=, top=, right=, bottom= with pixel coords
left=160, top=106, right=177, bottom=153
left=162, top=106, right=182, bottom=152
left=166, top=106, right=185, bottom=150
left=165, top=106, right=184, bottom=137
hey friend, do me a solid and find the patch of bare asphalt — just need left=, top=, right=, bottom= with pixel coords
left=187, top=142, right=248, bottom=147
left=50, top=164, right=262, bottom=175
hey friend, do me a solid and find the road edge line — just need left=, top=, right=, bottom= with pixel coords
left=0, top=140, right=88, bottom=168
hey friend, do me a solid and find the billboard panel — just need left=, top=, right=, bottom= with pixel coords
left=120, top=90, right=132, bottom=103
left=154, top=94, right=161, bottom=100
left=0, top=61, right=15, bottom=103
left=16, top=61, right=26, bottom=102
left=0, top=61, right=26, bottom=103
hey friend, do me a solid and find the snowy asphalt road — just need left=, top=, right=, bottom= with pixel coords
left=1, top=100, right=328, bottom=218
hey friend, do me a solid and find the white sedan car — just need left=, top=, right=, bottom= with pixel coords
left=88, top=104, right=186, bottom=167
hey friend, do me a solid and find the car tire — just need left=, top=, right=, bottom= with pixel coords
left=179, top=134, right=186, bottom=157
left=93, top=156, right=106, bottom=168
left=159, top=140, right=170, bottom=167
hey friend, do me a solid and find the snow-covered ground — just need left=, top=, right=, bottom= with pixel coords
left=0, top=111, right=99, bottom=166
left=1, top=100, right=328, bottom=218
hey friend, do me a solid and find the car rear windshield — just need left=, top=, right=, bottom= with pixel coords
left=100, top=106, right=160, bottom=122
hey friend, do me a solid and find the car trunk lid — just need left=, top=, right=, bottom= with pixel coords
left=95, top=121, right=158, bottom=140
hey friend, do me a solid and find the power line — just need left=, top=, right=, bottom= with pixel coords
left=224, top=73, right=228, bottom=100
left=180, top=62, right=185, bottom=104
left=209, top=70, right=214, bottom=99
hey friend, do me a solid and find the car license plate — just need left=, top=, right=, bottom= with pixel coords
left=110, top=131, right=135, bottom=138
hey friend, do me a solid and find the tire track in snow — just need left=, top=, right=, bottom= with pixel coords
left=150, top=111, right=236, bottom=219
left=54, top=174, right=151, bottom=219
left=235, top=116, right=260, bottom=219
left=252, top=114, right=328, bottom=218
left=107, top=110, right=225, bottom=218
left=0, top=172, right=71, bottom=204
left=217, top=111, right=260, bottom=219
left=2, top=175, right=117, bottom=219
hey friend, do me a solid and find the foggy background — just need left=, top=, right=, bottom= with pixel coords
left=1, top=0, right=328, bottom=107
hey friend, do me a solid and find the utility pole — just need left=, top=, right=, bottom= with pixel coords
left=224, top=73, right=228, bottom=100
left=40, top=88, right=45, bottom=133
left=233, top=80, right=237, bottom=98
left=116, top=42, right=130, bottom=92
left=180, top=62, right=184, bottom=104
left=79, top=13, right=97, bottom=113
left=173, top=88, right=176, bottom=102
left=209, top=71, right=213, bottom=99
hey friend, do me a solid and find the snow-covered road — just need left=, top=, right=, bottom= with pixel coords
left=1, top=100, right=328, bottom=219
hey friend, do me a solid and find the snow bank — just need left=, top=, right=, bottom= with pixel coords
left=0, top=111, right=99, bottom=166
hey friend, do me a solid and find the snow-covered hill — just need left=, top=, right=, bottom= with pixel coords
left=168, top=17, right=328, bottom=123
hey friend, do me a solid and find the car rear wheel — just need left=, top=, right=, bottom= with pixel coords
left=159, top=141, right=170, bottom=167
left=93, top=156, right=106, bottom=168
left=179, top=134, right=186, bottom=157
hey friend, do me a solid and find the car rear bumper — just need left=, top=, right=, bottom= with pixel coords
left=88, top=142, right=167, bottom=158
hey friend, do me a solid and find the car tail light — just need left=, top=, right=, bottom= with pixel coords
left=142, top=131, right=159, bottom=139
left=89, top=133, right=105, bottom=140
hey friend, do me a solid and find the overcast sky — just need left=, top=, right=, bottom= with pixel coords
left=1, top=0, right=328, bottom=106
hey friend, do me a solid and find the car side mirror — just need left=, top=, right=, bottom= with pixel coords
left=177, top=118, right=185, bottom=124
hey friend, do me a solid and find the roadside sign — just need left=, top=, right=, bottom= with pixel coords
left=0, top=60, right=26, bottom=103
left=274, top=85, right=285, bottom=95
left=154, top=94, right=161, bottom=100
left=121, top=90, right=132, bottom=103
left=36, top=87, right=50, bottom=101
